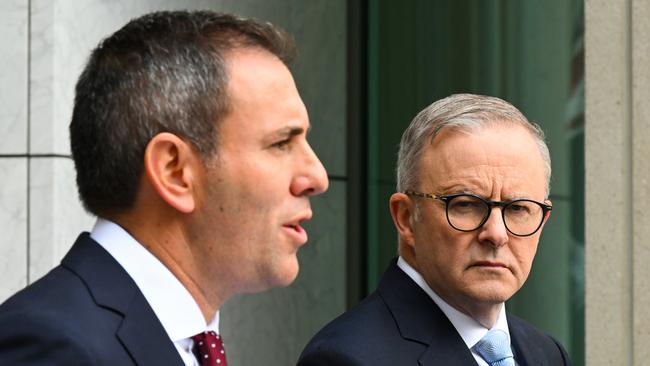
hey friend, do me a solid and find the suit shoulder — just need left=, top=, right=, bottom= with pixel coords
left=0, top=265, right=94, bottom=317
left=304, top=292, right=393, bottom=345
left=298, top=292, right=413, bottom=365
left=508, top=313, right=572, bottom=365
left=0, top=297, right=96, bottom=365
left=0, top=265, right=132, bottom=365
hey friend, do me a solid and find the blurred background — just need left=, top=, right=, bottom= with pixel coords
left=2, top=1, right=648, bottom=365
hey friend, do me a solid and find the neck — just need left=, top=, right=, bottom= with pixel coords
left=457, top=302, right=503, bottom=329
left=144, top=234, right=221, bottom=322
left=113, top=213, right=227, bottom=323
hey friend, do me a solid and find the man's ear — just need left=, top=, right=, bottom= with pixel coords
left=143, top=132, right=201, bottom=214
left=541, top=198, right=553, bottom=227
left=389, top=193, right=417, bottom=248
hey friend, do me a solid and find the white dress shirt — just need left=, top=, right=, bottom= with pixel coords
left=91, top=218, right=219, bottom=366
left=397, top=257, right=511, bottom=366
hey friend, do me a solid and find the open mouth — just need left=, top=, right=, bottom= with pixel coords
left=283, top=222, right=308, bottom=244
left=283, top=210, right=312, bottom=244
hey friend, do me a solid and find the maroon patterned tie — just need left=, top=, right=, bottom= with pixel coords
left=192, top=331, right=228, bottom=366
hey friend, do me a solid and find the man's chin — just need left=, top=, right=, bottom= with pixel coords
left=253, top=259, right=300, bottom=291
left=275, top=260, right=300, bottom=287
left=468, top=289, right=514, bottom=305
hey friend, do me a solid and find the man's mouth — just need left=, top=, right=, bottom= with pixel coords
left=283, top=212, right=311, bottom=245
left=471, top=261, right=508, bottom=269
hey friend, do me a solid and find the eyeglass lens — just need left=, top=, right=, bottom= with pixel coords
left=446, top=195, right=544, bottom=236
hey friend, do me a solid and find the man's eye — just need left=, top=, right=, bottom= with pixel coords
left=455, top=201, right=477, bottom=208
left=272, top=139, right=291, bottom=150
left=509, top=204, right=525, bottom=211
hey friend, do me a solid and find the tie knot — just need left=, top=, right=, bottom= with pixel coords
left=473, top=329, right=514, bottom=366
left=192, top=331, right=228, bottom=366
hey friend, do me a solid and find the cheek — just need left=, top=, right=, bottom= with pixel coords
left=416, top=229, right=465, bottom=272
left=412, top=210, right=473, bottom=267
left=511, top=241, right=539, bottom=276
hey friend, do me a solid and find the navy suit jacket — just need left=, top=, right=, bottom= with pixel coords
left=298, top=259, right=572, bottom=366
left=0, top=233, right=184, bottom=365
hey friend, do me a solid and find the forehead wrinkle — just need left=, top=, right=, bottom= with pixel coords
left=419, top=125, right=548, bottom=201
left=433, top=168, right=501, bottom=194
left=427, top=163, right=542, bottom=200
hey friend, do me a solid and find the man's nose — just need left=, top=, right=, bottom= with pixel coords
left=477, top=207, right=509, bottom=247
left=290, top=143, right=329, bottom=197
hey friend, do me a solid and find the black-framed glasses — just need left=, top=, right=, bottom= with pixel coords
left=404, top=190, right=552, bottom=237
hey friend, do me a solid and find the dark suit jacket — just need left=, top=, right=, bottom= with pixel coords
left=298, top=259, right=572, bottom=366
left=0, top=233, right=184, bottom=365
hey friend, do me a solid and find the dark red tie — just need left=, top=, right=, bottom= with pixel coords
left=192, top=331, right=228, bottom=366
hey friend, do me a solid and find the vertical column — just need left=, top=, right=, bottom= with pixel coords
left=585, top=0, right=632, bottom=364
left=587, top=0, right=650, bottom=363
left=631, top=0, right=650, bottom=363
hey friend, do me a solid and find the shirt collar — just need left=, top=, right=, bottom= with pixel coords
left=91, top=218, right=219, bottom=342
left=396, top=256, right=510, bottom=348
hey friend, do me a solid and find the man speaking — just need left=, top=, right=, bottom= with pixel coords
left=0, top=10, right=328, bottom=365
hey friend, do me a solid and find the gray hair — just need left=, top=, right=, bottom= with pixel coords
left=395, top=93, right=552, bottom=196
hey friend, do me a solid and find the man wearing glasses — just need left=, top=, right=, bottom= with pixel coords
left=299, top=94, right=571, bottom=365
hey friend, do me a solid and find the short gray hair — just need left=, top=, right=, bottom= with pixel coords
left=395, top=93, right=551, bottom=196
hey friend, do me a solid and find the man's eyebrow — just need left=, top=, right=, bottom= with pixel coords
left=503, top=192, right=540, bottom=201
left=273, top=125, right=308, bottom=138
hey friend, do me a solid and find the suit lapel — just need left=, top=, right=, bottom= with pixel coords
left=378, top=259, right=478, bottom=366
left=116, top=294, right=184, bottom=366
left=509, top=314, right=540, bottom=366
left=62, top=234, right=184, bottom=365
left=417, top=330, right=479, bottom=365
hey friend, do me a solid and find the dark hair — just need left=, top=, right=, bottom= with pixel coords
left=70, top=10, right=296, bottom=216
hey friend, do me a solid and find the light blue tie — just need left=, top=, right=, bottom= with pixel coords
left=473, top=329, right=515, bottom=366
